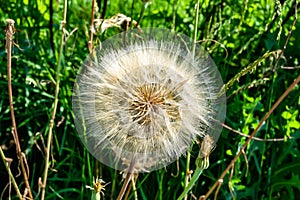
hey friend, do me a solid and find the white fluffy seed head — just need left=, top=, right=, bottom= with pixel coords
left=72, top=28, right=226, bottom=172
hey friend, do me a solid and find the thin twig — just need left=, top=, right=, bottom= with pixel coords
left=88, top=0, right=96, bottom=53
left=6, top=18, right=33, bottom=200
left=222, top=123, right=293, bottom=142
left=117, top=172, right=133, bottom=200
left=280, top=65, right=300, bottom=69
left=213, top=179, right=223, bottom=200
left=40, top=1, right=68, bottom=199
left=117, top=160, right=136, bottom=200
left=203, top=74, right=300, bottom=199
left=0, top=148, right=23, bottom=200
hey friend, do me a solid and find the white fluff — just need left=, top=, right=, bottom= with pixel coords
left=72, top=28, right=226, bottom=172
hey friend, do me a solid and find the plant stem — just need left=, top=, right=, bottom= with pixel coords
left=171, top=0, right=177, bottom=31
left=117, top=172, right=132, bottom=200
left=182, top=0, right=201, bottom=199
left=6, top=18, right=33, bottom=200
left=136, top=2, right=148, bottom=27
left=192, top=0, right=200, bottom=56
left=178, top=166, right=204, bottom=200
left=40, top=1, right=67, bottom=199
left=183, top=151, right=191, bottom=200
left=88, top=0, right=96, bottom=53
left=0, top=148, right=23, bottom=200
left=117, top=160, right=136, bottom=200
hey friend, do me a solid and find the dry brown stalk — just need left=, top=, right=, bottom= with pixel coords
left=5, top=18, right=33, bottom=200
left=88, top=0, right=96, bottom=53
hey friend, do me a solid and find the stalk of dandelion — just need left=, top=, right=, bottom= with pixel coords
left=182, top=1, right=202, bottom=199
left=40, top=0, right=68, bottom=199
left=117, top=162, right=135, bottom=200
left=178, top=135, right=215, bottom=200
left=5, top=18, right=33, bottom=200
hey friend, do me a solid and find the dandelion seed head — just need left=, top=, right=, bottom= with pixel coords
left=73, top=28, right=226, bottom=172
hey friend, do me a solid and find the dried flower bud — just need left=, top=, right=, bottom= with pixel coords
left=72, top=28, right=226, bottom=172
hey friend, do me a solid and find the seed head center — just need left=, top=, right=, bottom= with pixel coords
left=129, top=83, right=180, bottom=126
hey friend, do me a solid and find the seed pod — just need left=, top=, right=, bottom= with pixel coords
left=72, top=28, right=226, bottom=172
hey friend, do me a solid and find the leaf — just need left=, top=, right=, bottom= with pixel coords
left=281, top=111, right=292, bottom=119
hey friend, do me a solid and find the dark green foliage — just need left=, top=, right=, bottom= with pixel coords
left=0, top=0, right=299, bottom=199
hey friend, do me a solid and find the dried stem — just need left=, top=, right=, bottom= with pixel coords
left=203, top=74, right=300, bottom=199
left=222, top=123, right=293, bottom=142
left=40, top=0, right=68, bottom=199
left=117, top=172, right=133, bottom=200
left=6, top=18, right=33, bottom=200
left=88, top=0, right=96, bottom=53
left=0, top=148, right=23, bottom=200
left=117, top=160, right=136, bottom=200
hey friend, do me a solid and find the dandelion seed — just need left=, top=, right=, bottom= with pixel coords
left=72, top=28, right=226, bottom=172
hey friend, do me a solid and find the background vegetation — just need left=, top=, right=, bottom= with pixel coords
left=0, top=0, right=299, bottom=199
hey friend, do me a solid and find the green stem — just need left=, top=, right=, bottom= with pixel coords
left=183, top=152, right=191, bottom=200
left=136, top=2, right=148, bottom=27
left=0, top=148, right=23, bottom=200
left=182, top=1, right=201, bottom=198
left=178, top=162, right=204, bottom=200
left=192, top=0, right=200, bottom=56
left=171, top=0, right=177, bottom=31
left=40, top=1, right=67, bottom=199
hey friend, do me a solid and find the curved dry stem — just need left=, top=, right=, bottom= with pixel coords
left=6, top=18, right=33, bottom=200
left=203, top=73, right=300, bottom=199
left=88, top=0, right=96, bottom=53
left=222, top=123, right=294, bottom=142
left=0, top=148, right=23, bottom=200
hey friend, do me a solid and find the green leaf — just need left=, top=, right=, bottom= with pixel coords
left=281, top=111, right=292, bottom=119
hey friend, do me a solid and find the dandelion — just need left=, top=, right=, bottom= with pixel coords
left=72, top=28, right=226, bottom=173
left=86, top=177, right=109, bottom=200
